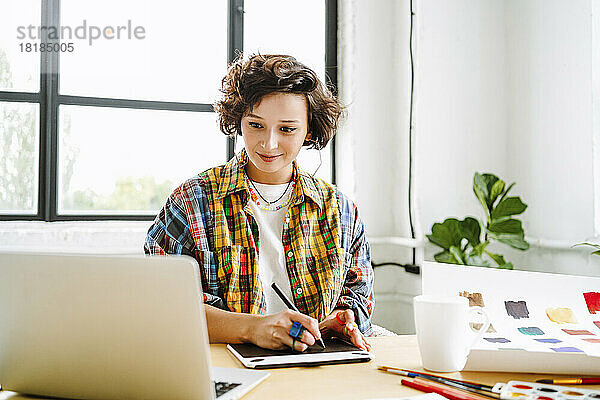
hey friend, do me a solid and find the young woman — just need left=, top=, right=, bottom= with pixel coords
left=145, top=54, right=374, bottom=352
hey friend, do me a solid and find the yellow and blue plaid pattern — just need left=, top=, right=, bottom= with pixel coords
left=144, top=150, right=374, bottom=335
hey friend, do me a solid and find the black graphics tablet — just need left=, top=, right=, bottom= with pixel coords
left=227, top=338, right=372, bottom=369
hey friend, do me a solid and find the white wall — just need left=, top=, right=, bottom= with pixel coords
left=502, top=0, right=597, bottom=276
left=417, top=0, right=509, bottom=228
left=338, top=0, right=600, bottom=333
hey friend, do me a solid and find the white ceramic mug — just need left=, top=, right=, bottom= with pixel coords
left=413, top=295, right=490, bottom=372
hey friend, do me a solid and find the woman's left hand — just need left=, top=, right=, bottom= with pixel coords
left=319, top=309, right=372, bottom=352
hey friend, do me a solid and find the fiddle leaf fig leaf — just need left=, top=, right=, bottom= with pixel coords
left=434, top=250, right=461, bottom=264
left=427, top=218, right=463, bottom=250
left=459, top=217, right=481, bottom=247
left=473, top=173, right=500, bottom=210
left=490, top=179, right=505, bottom=207
left=573, top=242, right=600, bottom=257
left=473, top=188, right=488, bottom=217
left=491, top=197, right=527, bottom=220
left=487, top=231, right=530, bottom=250
left=484, top=250, right=506, bottom=266
left=497, top=182, right=515, bottom=204
left=473, top=173, right=491, bottom=213
left=573, top=242, right=600, bottom=251
left=488, top=218, right=523, bottom=235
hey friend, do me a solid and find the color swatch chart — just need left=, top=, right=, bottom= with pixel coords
left=461, top=292, right=600, bottom=356
left=422, top=262, right=600, bottom=373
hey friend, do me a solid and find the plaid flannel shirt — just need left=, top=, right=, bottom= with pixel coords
left=144, top=150, right=374, bottom=335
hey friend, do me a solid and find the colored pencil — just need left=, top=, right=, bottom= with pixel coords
left=401, top=378, right=493, bottom=400
left=378, top=366, right=498, bottom=398
left=380, top=366, right=494, bottom=391
left=413, top=378, right=498, bottom=400
left=536, top=378, right=600, bottom=385
left=401, top=378, right=477, bottom=400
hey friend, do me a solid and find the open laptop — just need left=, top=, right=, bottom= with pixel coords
left=0, top=252, right=269, bottom=400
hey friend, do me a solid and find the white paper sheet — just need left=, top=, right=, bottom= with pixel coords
left=421, top=262, right=600, bottom=374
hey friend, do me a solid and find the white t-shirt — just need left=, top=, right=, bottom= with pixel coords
left=247, top=181, right=294, bottom=314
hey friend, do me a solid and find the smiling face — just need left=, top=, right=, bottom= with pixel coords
left=241, top=92, right=311, bottom=184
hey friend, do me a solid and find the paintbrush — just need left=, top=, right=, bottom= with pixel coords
left=379, top=366, right=494, bottom=392
left=378, top=366, right=498, bottom=398
left=536, top=378, right=600, bottom=385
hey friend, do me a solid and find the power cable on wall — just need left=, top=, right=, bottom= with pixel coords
left=372, top=0, right=419, bottom=274
left=372, top=261, right=420, bottom=274
left=407, top=0, right=417, bottom=266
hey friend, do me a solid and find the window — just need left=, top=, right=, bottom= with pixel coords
left=0, top=0, right=337, bottom=221
left=0, top=1, right=41, bottom=215
left=0, top=102, right=40, bottom=214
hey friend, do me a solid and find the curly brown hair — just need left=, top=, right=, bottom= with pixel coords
left=213, top=54, right=343, bottom=150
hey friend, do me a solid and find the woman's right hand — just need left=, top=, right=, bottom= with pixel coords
left=248, top=309, right=321, bottom=352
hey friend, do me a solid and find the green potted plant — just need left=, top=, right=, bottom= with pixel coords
left=427, top=173, right=529, bottom=269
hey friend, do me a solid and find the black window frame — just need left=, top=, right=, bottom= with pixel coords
left=0, top=0, right=338, bottom=221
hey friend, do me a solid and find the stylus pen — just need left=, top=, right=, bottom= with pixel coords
left=271, top=282, right=326, bottom=349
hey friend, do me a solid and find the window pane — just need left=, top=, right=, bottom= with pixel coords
left=59, top=0, right=227, bottom=103
left=244, top=0, right=326, bottom=82
left=0, top=0, right=41, bottom=92
left=0, top=101, right=39, bottom=214
left=58, top=106, right=226, bottom=214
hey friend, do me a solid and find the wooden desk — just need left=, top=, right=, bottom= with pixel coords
left=1, top=335, right=599, bottom=399
left=212, top=335, right=600, bottom=399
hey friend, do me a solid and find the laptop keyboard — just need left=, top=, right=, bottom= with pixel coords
left=214, top=381, right=241, bottom=398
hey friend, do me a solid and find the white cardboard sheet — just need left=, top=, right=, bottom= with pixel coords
left=421, top=262, right=600, bottom=374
